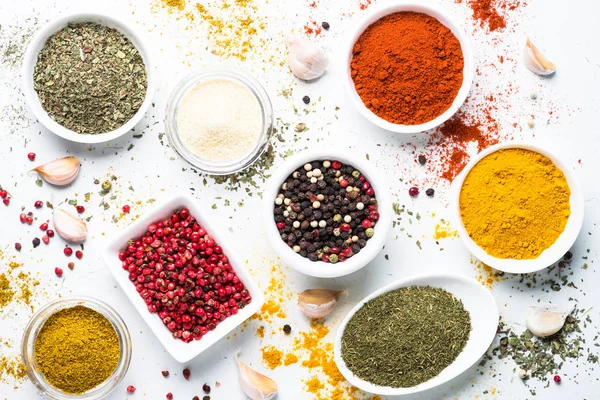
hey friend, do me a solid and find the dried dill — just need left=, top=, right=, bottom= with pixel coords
left=341, top=286, right=471, bottom=388
left=33, top=22, right=147, bottom=134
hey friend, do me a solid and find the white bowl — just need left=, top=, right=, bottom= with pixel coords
left=343, top=1, right=474, bottom=133
left=334, top=274, right=499, bottom=396
left=23, top=12, right=156, bottom=143
left=262, top=149, right=392, bottom=278
left=101, top=192, right=264, bottom=363
left=452, top=142, right=584, bottom=274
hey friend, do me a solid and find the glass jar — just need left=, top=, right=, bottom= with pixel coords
left=21, top=296, right=132, bottom=400
left=165, top=66, right=274, bottom=175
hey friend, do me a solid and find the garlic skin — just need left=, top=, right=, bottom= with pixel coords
left=285, top=36, right=329, bottom=80
left=524, top=38, right=556, bottom=76
left=298, top=289, right=345, bottom=319
left=526, top=304, right=573, bottom=337
left=31, top=156, right=80, bottom=186
left=236, top=352, right=278, bottom=400
left=53, top=208, right=88, bottom=243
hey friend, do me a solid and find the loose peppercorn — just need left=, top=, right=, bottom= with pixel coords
left=418, top=154, right=427, bottom=165
left=425, top=188, right=435, bottom=197
left=15, top=242, right=21, bottom=251
left=564, top=251, right=573, bottom=260
left=162, top=370, right=170, bottom=377
left=55, top=267, right=63, bottom=277
left=75, top=250, right=83, bottom=259
left=32, top=238, right=40, bottom=248
left=192, top=397, right=199, bottom=400
left=127, top=385, right=136, bottom=393
left=302, top=95, right=310, bottom=104
left=166, top=393, right=173, bottom=400
left=202, top=383, right=211, bottom=393
left=27, top=152, right=36, bottom=161
left=64, top=247, right=73, bottom=256
left=554, top=375, right=561, bottom=383
left=183, top=368, right=191, bottom=380
left=408, top=187, right=419, bottom=196
left=283, top=324, right=292, bottom=334
left=322, top=21, right=330, bottom=30
left=203, top=397, right=210, bottom=400
left=68, top=262, right=75, bottom=270
left=101, top=180, right=112, bottom=191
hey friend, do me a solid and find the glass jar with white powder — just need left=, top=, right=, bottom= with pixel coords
left=165, top=67, right=274, bottom=175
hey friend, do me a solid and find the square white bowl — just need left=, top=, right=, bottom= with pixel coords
left=101, top=192, right=264, bottom=363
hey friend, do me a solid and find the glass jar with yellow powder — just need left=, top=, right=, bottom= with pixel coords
left=165, top=66, right=274, bottom=175
left=453, top=143, right=584, bottom=274
left=21, top=297, right=132, bottom=399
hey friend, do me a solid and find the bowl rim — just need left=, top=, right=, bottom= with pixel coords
left=164, top=66, right=274, bottom=175
left=22, top=11, right=156, bottom=144
left=451, top=141, right=585, bottom=274
left=333, top=273, right=499, bottom=396
left=342, top=0, right=474, bottom=133
left=101, top=192, right=265, bottom=363
left=21, top=296, right=132, bottom=400
left=262, top=149, right=392, bottom=278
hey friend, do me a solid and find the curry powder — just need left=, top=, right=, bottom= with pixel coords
left=33, top=306, right=120, bottom=394
left=460, top=148, right=570, bottom=259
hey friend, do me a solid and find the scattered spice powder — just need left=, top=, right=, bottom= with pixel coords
left=472, top=258, right=503, bottom=289
left=434, top=220, right=458, bottom=240
left=461, top=0, right=525, bottom=32
left=260, top=346, right=284, bottom=369
left=283, top=353, right=298, bottom=366
left=0, top=262, right=40, bottom=312
left=251, top=262, right=290, bottom=324
left=0, top=355, right=27, bottom=384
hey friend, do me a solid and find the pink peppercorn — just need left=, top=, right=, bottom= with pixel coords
left=55, top=267, right=63, bottom=277
left=64, top=247, right=73, bottom=256
left=122, top=204, right=131, bottom=213
left=27, top=152, right=36, bottom=161
left=126, top=385, right=136, bottom=393
left=554, top=375, right=561, bottom=383
left=408, top=187, right=419, bottom=196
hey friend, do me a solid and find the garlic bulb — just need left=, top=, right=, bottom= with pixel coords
left=31, top=156, right=81, bottom=186
left=526, top=304, right=573, bottom=337
left=298, top=289, right=345, bottom=319
left=285, top=36, right=329, bottom=80
left=53, top=208, right=88, bottom=243
left=236, top=352, right=278, bottom=400
left=524, top=38, right=556, bottom=76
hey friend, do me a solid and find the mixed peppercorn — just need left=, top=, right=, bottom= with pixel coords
left=273, top=160, right=379, bottom=263
left=119, top=208, right=252, bottom=342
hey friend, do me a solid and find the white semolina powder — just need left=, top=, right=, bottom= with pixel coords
left=176, top=79, right=263, bottom=162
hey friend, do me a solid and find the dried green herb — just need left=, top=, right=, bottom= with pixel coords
left=33, top=22, right=147, bottom=134
left=341, top=286, right=471, bottom=388
left=491, top=311, right=598, bottom=381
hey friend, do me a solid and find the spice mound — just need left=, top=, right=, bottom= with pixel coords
left=350, top=12, right=464, bottom=125
left=119, top=208, right=252, bottom=342
left=459, top=148, right=570, bottom=259
left=341, top=286, right=471, bottom=388
left=342, top=286, right=471, bottom=388
left=175, top=78, right=263, bottom=162
left=33, top=306, right=120, bottom=394
left=33, top=22, right=147, bottom=134
left=273, top=160, right=379, bottom=263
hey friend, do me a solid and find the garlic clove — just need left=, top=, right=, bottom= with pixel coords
left=236, top=352, right=278, bottom=400
left=31, top=156, right=81, bottom=186
left=53, top=208, right=88, bottom=243
left=298, top=289, right=345, bottom=319
left=285, top=36, right=329, bottom=81
left=524, top=38, right=556, bottom=76
left=526, top=304, right=573, bottom=337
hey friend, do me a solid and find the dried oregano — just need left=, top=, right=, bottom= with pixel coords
left=341, top=286, right=471, bottom=388
left=33, top=22, right=147, bottom=134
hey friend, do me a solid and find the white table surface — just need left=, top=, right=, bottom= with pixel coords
left=1, top=0, right=599, bottom=399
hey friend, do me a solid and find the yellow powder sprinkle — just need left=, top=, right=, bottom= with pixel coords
left=305, top=376, right=324, bottom=393
left=161, top=0, right=186, bottom=11
left=256, top=326, right=264, bottom=338
left=472, top=257, right=503, bottom=289
left=283, top=353, right=298, bottom=366
left=260, top=345, right=283, bottom=369
left=434, top=219, right=458, bottom=240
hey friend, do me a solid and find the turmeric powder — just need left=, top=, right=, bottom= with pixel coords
left=459, top=148, right=570, bottom=259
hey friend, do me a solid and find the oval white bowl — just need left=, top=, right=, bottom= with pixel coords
left=452, top=142, right=584, bottom=274
left=343, top=1, right=474, bottom=133
left=22, top=12, right=156, bottom=143
left=101, top=192, right=264, bottom=363
left=262, top=149, right=392, bottom=278
left=334, top=274, right=499, bottom=396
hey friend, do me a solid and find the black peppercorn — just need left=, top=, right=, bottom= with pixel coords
left=418, top=154, right=427, bottom=165
left=283, top=324, right=292, bottom=334
left=426, top=188, right=435, bottom=197
left=302, top=95, right=310, bottom=104
left=564, top=251, right=573, bottom=260
left=32, top=237, right=40, bottom=248
left=322, top=21, right=330, bottom=30
left=202, top=383, right=211, bottom=393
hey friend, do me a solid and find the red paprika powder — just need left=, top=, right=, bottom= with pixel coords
left=351, top=12, right=464, bottom=125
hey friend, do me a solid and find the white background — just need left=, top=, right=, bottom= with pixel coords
left=1, top=0, right=599, bottom=399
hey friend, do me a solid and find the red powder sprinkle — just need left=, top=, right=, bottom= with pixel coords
left=308, top=0, right=317, bottom=7
left=304, top=21, right=323, bottom=36
left=424, top=108, right=500, bottom=183
left=359, top=0, right=374, bottom=10
left=462, top=0, right=525, bottom=32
